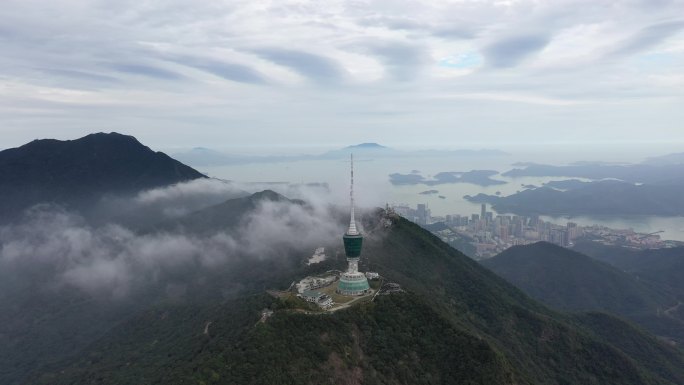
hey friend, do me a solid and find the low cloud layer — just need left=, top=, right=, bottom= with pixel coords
left=0, top=181, right=345, bottom=300
left=93, top=178, right=245, bottom=227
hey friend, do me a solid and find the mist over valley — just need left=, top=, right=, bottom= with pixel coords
left=0, top=133, right=683, bottom=384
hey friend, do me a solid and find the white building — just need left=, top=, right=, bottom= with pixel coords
left=299, top=290, right=333, bottom=308
left=365, top=272, right=380, bottom=280
left=296, top=275, right=337, bottom=293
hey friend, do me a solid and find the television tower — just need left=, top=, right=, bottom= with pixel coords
left=337, top=154, right=370, bottom=296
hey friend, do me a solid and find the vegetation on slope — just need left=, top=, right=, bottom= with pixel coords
left=572, top=242, right=684, bottom=299
left=29, top=210, right=684, bottom=385
left=0, top=132, right=205, bottom=219
left=362, top=215, right=684, bottom=384
left=482, top=242, right=675, bottom=314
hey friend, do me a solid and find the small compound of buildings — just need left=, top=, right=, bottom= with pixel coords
left=365, top=271, right=380, bottom=280
left=298, top=290, right=334, bottom=309
left=377, top=282, right=403, bottom=296
left=296, top=275, right=337, bottom=293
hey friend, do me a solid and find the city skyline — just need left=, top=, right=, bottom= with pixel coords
left=393, top=202, right=681, bottom=258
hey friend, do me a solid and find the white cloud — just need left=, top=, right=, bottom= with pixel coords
left=0, top=188, right=343, bottom=299
left=0, top=0, right=682, bottom=147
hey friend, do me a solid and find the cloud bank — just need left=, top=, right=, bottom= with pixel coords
left=0, top=182, right=344, bottom=300
left=0, top=0, right=682, bottom=147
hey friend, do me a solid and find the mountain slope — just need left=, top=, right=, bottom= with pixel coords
left=572, top=242, right=684, bottom=299
left=0, top=190, right=320, bottom=385
left=482, top=242, right=684, bottom=344
left=0, top=132, right=205, bottom=218
left=32, top=294, right=520, bottom=385
left=362, top=217, right=684, bottom=384
left=482, top=242, right=672, bottom=314
left=27, top=211, right=684, bottom=385
left=152, top=189, right=302, bottom=234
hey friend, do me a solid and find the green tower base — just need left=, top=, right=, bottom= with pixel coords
left=337, top=271, right=370, bottom=296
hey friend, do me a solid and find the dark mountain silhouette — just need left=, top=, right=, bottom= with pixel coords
left=0, top=132, right=205, bottom=219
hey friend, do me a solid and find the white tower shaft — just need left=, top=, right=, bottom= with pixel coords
left=347, top=153, right=359, bottom=235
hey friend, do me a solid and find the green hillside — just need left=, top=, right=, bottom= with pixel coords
left=0, top=190, right=333, bottom=385
left=573, top=241, right=684, bottom=299
left=482, top=242, right=673, bottom=314
left=482, top=242, right=684, bottom=344
left=27, top=210, right=684, bottom=385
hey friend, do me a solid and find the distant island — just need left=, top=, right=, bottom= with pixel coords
left=503, top=162, right=684, bottom=184
left=465, top=179, right=684, bottom=216
left=174, top=143, right=510, bottom=167
left=419, top=189, right=439, bottom=195
left=390, top=170, right=506, bottom=187
left=484, top=158, right=684, bottom=216
left=543, top=179, right=590, bottom=190
left=642, top=151, right=684, bottom=166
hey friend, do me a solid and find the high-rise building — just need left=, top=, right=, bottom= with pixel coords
left=529, top=216, right=539, bottom=227
left=567, top=222, right=580, bottom=242
left=337, top=155, right=371, bottom=296
left=513, top=222, right=523, bottom=237
left=481, top=203, right=486, bottom=221
left=416, top=203, right=428, bottom=225
left=551, top=229, right=569, bottom=247
left=499, top=225, right=509, bottom=240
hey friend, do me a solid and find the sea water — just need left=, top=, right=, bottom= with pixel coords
left=196, top=143, right=684, bottom=241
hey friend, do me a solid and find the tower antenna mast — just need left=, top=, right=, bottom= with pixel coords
left=348, top=153, right=359, bottom=235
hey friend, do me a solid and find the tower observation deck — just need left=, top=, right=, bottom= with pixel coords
left=337, top=154, right=371, bottom=296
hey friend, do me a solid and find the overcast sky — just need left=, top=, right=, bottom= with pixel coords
left=1, top=0, right=683, bottom=151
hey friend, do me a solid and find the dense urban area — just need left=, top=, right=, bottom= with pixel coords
left=392, top=203, right=684, bottom=259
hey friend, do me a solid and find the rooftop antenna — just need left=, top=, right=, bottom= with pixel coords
left=347, top=153, right=359, bottom=235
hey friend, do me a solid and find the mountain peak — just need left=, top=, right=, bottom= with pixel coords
left=0, top=132, right=205, bottom=219
left=250, top=189, right=289, bottom=202
left=346, top=142, right=387, bottom=149
left=83, top=131, right=137, bottom=140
